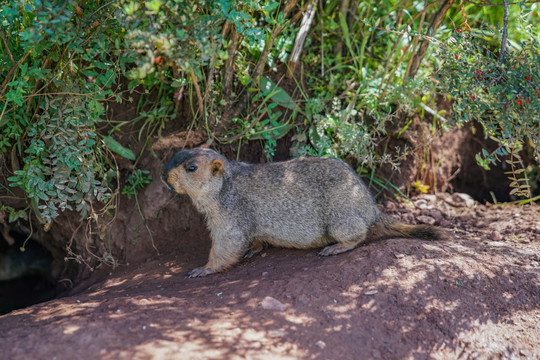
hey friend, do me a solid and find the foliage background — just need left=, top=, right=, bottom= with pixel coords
left=0, top=0, right=538, bottom=263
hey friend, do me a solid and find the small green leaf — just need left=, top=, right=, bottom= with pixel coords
left=145, top=0, right=162, bottom=13
left=262, top=2, right=279, bottom=12
left=103, top=136, right=135, bottom=160
left=260, top=77, right=297, bottom=110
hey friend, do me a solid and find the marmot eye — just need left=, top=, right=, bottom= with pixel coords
left=186, top=165, right=198, bottom=173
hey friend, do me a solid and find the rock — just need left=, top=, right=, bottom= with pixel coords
left=429, top=209, right=443, bottom=223
left=414, top=199, right=428, bottom=210
left=385, top=202, right=397, bottom=211
left=315, top=340, right=326, bottom=349
left=403, top=214, right=414, bottom=223
left=417, top=215, right=436, bottom=225
left=422, top=194, right=437, bottom=203
left=444, top=193, right=475, bottom=208
left=456, top=193, right=475, bottom=207
left=259, top=296, right=286, bottom=311
left=490, top=231, right=503, bottom=241
left=439, top=219, right=451, bottom=227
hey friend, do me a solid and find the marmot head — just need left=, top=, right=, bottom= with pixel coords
left=162, top=148, right=226, bottom=198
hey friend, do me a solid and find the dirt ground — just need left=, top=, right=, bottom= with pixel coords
left=1, top=194, right=539, bottom=360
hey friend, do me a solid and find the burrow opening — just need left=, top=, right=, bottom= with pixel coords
left=0, top=225, right=65, bottom=315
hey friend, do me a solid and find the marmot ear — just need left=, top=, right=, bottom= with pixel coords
left=211, top=159, right=224, bottom=176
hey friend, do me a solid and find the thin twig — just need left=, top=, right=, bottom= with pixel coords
left=377, top=0, right=445, bottom=88
left=252, top=0, right=301, bottom=81
left=333, top=0, right=351, bottom=57
left=135, top=194, right=159, bottom=254
left=404, top=0, right=429, bottom=81
left=88, top=0, right=113, bottom=17
left=0, top=50, right=32, bottom=95
left=380, top=44, right=411, bottom=101
left=215, top=109, right=268, bottom=143
left=190, top=69, right=204, bottom=117
left=203, top=53, right=217, bottom=107
left=458, top=0, right=472, bottom=31
left=204, top=22, right=233, bottom=106
left=407, top=0, right=456, bottom=80
left=0, top=29, right=14, bottom=64
left=498, top=0, right=509, bottom=65
left=224, top=25, right=239, bottom=102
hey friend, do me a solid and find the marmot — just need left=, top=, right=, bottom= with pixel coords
left=163, top=147, right=444, bottom=277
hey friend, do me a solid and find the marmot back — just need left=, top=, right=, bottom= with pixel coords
left=163, top=147, right=444, bottom=277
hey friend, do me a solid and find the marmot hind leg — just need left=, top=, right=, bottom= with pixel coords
left=318, top=217, right=368, bottom=256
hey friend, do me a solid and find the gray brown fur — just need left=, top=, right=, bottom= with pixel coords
left=163, top=147, right=445, bottom=277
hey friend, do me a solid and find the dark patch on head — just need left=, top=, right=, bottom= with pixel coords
left=163, top=150, right=193, bottom=177
left=162, top=150, right=194, bottom=191
left=162, top=148, right=222, bottom=179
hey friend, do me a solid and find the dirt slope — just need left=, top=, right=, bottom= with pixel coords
left=1, top=199, right=539, bottom=360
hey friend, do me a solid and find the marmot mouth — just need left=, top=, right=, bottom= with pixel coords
left=161, top=175, right=175, bottom=192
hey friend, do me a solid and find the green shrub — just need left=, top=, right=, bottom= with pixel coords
left=0, top=0, right=126, bottom=224
left=435, top=4, right=539, bottom=198
left=436, top=30, right=539, bottom=168
left=7, top=96, right=113, bottom=224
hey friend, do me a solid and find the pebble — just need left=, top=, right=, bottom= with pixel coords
left=417, top=215, right=436, bottom=225
left=490, top=231, right=503, bottom=241
left=385, top=202, right=397, bottom=211
left=414, top=199, right=428, bottom=210
left=439, top=219, right=452, bottom=227
left=444, top=193, right=475, bottom=208
left=315, top=340, right=326, bottom=349
left=429, top=209, right=443, bottom=223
